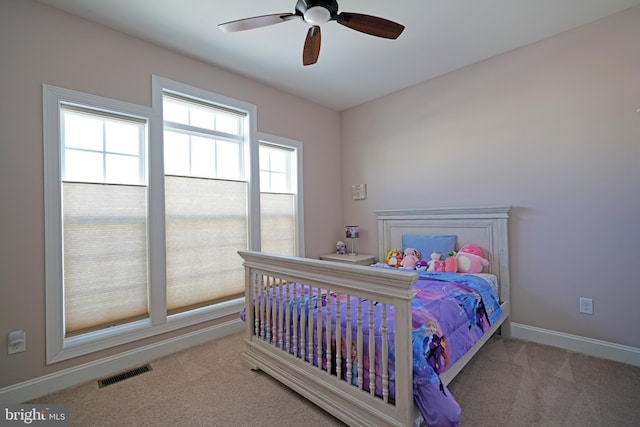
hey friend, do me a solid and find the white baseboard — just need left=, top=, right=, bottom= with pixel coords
left=510, top=322, right=640, bottom=367
left=0, top=319, right=244, bottom=404
left=5, top=321, right=636, bottom=404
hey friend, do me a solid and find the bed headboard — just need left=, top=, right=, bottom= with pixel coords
left=375, top=206, right=511, bottom=303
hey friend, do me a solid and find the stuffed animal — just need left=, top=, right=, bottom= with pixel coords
left=444, top=251, right=458, bottom=273
left=427, top=251, right=442, bottom=272
left=336, top=240, right=346, bottom=255
left=400, top=248, right=421, bottom=270
left=455, top=244, right=489, bottom=273
left=385, top=248, right=403, bottom=268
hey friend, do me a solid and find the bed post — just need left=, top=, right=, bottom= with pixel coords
left=392, top=292, right=415, bottom=426
left=493, top=207, right=511, bottom=338
left=241, top=258, right=260, bottom=370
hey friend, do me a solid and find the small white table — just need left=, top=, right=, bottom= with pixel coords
left=319, top=253, right=375, bottom=266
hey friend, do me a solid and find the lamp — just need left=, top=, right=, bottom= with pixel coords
left=304, top=6, right=331, bottom=25
left=345, top=225, right=359, bottom=256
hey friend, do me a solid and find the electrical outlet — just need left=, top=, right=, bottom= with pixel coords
left=8, top=330, right=26, bottom=354
left=579, top=297, right=593, bottom=315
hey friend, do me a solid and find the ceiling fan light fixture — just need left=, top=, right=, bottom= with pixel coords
left=219, top=0, right=405, bottom=65
left=304, top=6, right=331, bottom=25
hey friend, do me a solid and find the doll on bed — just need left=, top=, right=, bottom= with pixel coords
left=400, top=248, right=421, bottom=270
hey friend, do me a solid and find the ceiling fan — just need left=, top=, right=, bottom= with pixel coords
left=218, top=0, right=405, bottom=66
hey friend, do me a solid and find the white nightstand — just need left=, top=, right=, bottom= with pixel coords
left=319, top=253, right=375, bottom=266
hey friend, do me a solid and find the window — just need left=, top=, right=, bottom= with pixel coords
left=162, top=93, right=249, bottom=315
left=43, top=79, right=259, bottom=363
left=62, top=106, right=146, bottom=185
left=259, top=135, right=304, bottom=257
left=60, top=105, right=149, bottom=336
left=162, top=94, right=243, bottom=180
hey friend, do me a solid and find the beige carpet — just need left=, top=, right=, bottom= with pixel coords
left=30, top=332, right=640, bottom=426
left=448, top=335, right=640, bottom=426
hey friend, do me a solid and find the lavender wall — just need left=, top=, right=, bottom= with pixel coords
left=341, top=6, right=640, bottom=349
left=0, top=0, right=341, bottom=388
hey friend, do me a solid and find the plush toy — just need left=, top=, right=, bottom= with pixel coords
left=400, top=248, right=421, bottom=270
left=415, top=260, right=428, bottom=271
left=385, top=248, right=403, bottom=268
left=444, top=251, right=458, bottom=273
left=455, top=244, right=489, bottom=273
left=427, top=251, right=442, bottom=272
left=336, top=240, right=347, bottom=255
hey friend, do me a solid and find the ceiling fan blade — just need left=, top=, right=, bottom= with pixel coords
left=219, top=13, right=297, bottom=32
left=336, top=12, right=405, bottom=39
left=303, top=26, right=321, bottom=66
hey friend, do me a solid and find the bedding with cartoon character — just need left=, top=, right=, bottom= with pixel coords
left=241, top=271, right=502, bottom=427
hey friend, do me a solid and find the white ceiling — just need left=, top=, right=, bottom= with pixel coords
left=36, top=0, right=640, bottom=111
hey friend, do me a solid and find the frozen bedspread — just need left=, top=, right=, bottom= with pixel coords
left=409, top=272, right=502, bottom=426
left=242, top=271, right=503, bottom=427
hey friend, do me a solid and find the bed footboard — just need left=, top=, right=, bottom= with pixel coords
left=238, top=251, right=422, bottom=427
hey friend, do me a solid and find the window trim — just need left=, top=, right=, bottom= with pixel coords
left=153, top=76, right=258, bottom=325
left=44, top=84, right=159, bottom=363
left=258, top=133, right=305, bottom=257
left=43, top=80, right=257, bottom=364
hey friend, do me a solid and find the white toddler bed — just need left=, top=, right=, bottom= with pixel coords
left=238, top=206, right=511, bottom=426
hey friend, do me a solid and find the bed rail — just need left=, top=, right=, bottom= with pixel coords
left=238, top=251, right=421, bottom=427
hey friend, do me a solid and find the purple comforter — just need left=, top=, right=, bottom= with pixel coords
left=243, top=271, right=503, bottom=427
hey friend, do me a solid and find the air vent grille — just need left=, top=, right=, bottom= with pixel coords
left=97, top=364, right=152, bottom=388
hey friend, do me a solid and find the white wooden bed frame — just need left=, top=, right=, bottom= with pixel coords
left=238, top=206, right=511, bottom=427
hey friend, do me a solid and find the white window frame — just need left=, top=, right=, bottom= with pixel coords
left=258, top=133, right=305, bottom=257
left=155, top=76, right=258, bottom=319
left=44, top=85, right=156, bottom=363
left=43, top=80, right=258, bottom=363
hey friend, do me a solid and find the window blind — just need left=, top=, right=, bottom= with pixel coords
left=164, top=176, right=248, bottom=313
left=260, top=193, right=296, bottom=256
left=62, top=182, right=149, bottom=335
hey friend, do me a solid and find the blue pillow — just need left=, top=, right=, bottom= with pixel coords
left=402, top=235, right=457, bottom=260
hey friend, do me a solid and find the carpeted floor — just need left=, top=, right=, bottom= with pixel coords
left=30, top=332, right=640, bottom=426
left=448, top=335, right=640, bottom=426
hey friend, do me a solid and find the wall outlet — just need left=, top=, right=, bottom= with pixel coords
left=579, top=297, right=593, bottom=315
left=8, top=330, right=26, bottom=354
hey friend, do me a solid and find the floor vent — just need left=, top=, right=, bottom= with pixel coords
left=97, top=364, right=152, bottom=388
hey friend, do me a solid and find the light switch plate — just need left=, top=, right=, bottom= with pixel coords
left=352, top=184, right=367, bottom=200
left=579, top=297, right=593, bottom=314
